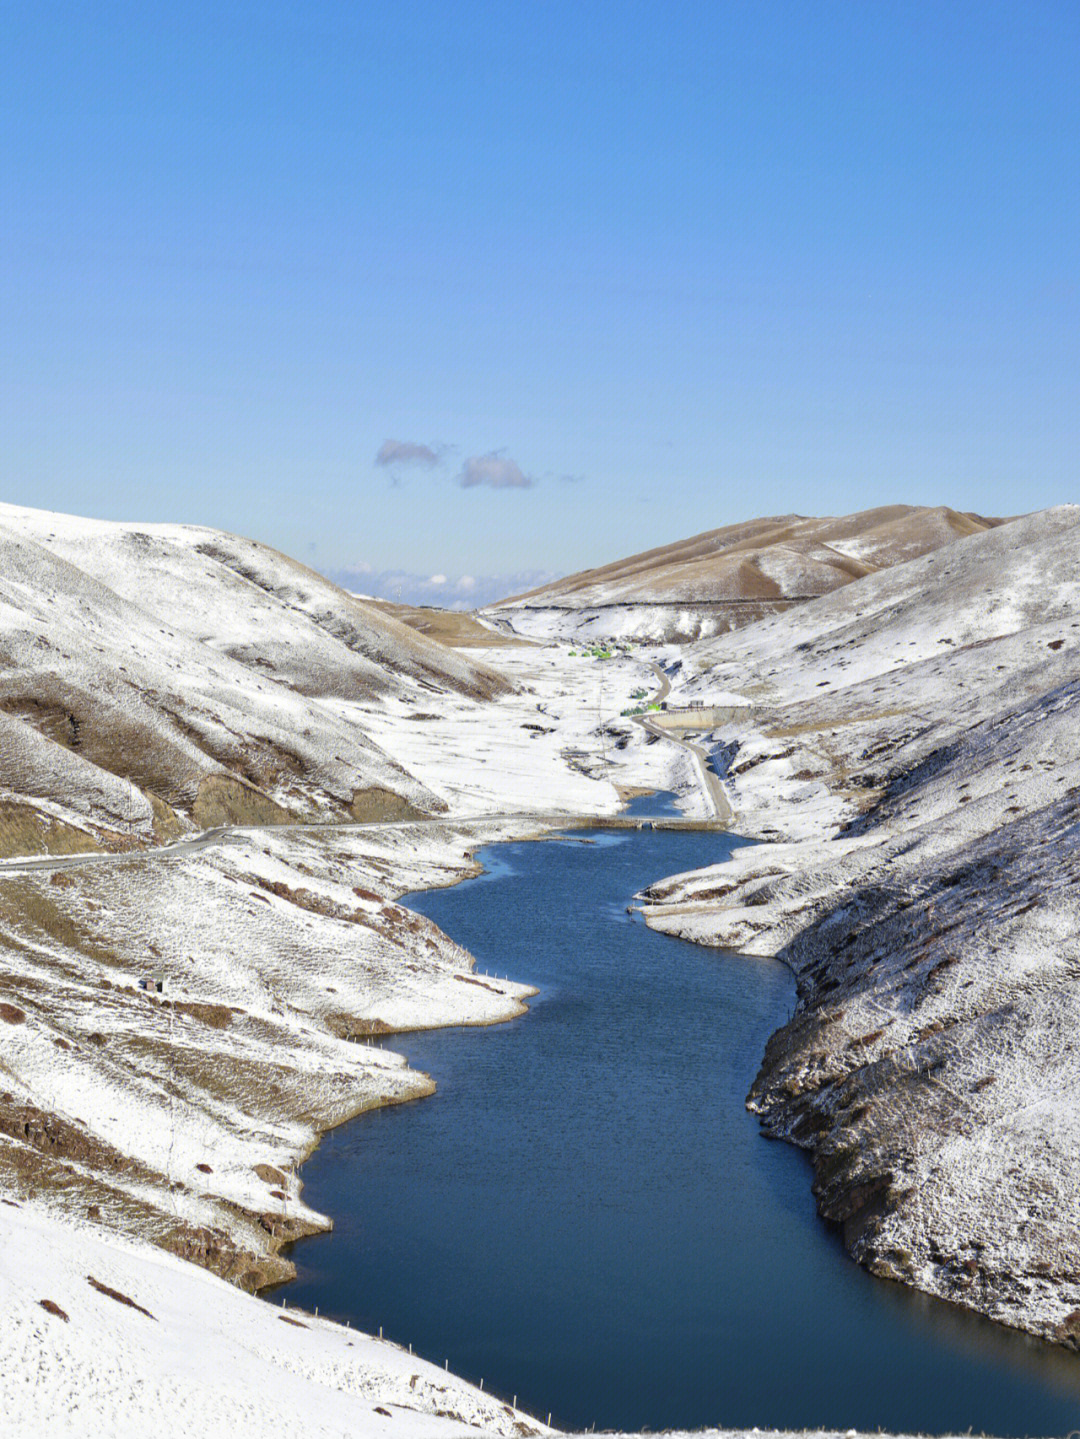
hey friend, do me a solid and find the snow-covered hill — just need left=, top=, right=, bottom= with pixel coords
left=637, top=504, right=1080, bottom=1346
left=484, top=505, right=1008, bottom=643
left=0, top=501, right=694, bottom=1281
left=0, top=503, right=515, bottom=855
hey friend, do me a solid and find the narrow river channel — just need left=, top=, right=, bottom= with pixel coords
left=288, top=810, right=1080, bottom=1434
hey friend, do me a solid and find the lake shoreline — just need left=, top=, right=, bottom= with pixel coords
left=285, top=820, right=1080, bottom=1437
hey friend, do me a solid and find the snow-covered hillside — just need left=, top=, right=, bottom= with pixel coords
left=0, top=817, right=555, bottom=1288
left=0, top=1187, right=942, bottom=1439
left=0, top=504, right=515, bottom=855
left=0, top=502, right=700, bottom=1434
left=637, top=504, right=1080, bottom=1346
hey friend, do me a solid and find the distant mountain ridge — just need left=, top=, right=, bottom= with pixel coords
left=484, top=505, right=1013, bottom=643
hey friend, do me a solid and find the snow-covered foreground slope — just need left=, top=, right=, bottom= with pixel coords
left=0, top=1198, right=550, bottom=1438
left=637, top=504, right=1080, bottom=1347
left=0, top=1199, right=938, bottom=1439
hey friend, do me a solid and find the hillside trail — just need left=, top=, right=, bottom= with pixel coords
left=0, top=813, right=559, bottom=878
left=0, top=660, right=731, bottom=878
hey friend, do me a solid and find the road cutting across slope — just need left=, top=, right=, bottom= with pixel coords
left=631, top=663, right=734, bottom=824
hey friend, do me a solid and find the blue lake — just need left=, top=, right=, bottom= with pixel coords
left=288, top=819, right=1080, bottom=1434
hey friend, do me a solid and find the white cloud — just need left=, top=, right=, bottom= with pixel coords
left=325, top=567, right=558, bottom=609
left=458, top=451, right=534, bottom=489
left=375, top=439, right=443, bottom=468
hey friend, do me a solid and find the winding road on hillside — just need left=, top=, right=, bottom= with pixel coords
left=633, top=663, right=734, bottom=824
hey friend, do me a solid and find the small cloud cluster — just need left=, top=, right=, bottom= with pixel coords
left=328, top=566, right=557, bottom=610
left=375, top=439, right=443, bottom=468
left=458, top=451, right=534, bottom=489
left=374, top=439, right=551, bottom=491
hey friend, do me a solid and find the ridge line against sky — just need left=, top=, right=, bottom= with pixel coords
left=3, top=1, right=1077, bottom=604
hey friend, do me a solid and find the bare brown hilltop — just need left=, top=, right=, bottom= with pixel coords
left=484, top=505, right=1013, bottom=643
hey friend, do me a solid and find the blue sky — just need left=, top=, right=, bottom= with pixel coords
left=3, top=2, right=1077, bottom=603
